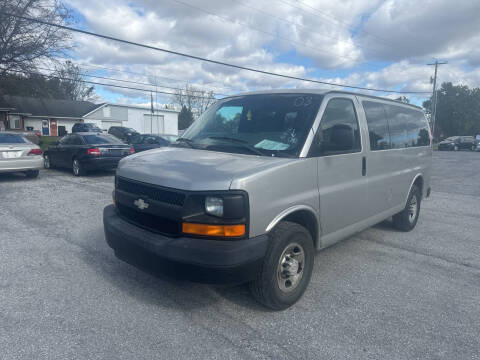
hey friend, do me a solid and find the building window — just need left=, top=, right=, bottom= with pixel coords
left=9, top=115, right=21, bottom=129
left=103, top=106, right=111, bottom=118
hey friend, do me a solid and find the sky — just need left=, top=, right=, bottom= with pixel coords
left=58, top=0, right=480, bottom=107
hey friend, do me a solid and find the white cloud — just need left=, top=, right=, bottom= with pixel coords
left=62, top=0, right=480, bottom=105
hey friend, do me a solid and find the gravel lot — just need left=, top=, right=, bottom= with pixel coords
left=1, top=151, right=479, bottom=360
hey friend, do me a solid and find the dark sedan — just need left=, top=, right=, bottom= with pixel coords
left=438, top=136, right=478, bottom=151
left=130, top=134, right=172, bottom=153
left=44, top=132, right=134, bottom=176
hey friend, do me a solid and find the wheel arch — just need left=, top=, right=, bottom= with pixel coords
left=404, top=173, right=424, bottom=206
left=266, top=205, right=320, bottom=249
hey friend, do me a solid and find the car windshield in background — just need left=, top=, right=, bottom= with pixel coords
left=180, top=94, right=323, bottom=157
left=162, top=135, right=178, bottom=142
left=0, top=133, right=26, bottom=143
left=82, top=134, right=124, bottom=145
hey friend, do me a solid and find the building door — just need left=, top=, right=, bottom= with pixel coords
left=42, top=120, right=49, bottom=135
left=50, top=119, right=58, bottom=136
left=143, top=114, right=164, bottom=134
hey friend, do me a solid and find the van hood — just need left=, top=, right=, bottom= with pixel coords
left=116, top=147, right=294, bottom=191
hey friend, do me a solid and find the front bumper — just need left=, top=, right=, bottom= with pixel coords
left=103, top=205, right=269, bottom=283
left=0, top=157, right=43, bottom=173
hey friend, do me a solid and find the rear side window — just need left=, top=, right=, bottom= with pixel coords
left=385, top=105, right=430, bottom=148
left=363, top=101, right=390, bottom=150
left=364, top=101, right=430, bottom=150
left=0, top=133, right=26, bottom=143
left=312, top=98, right=361, bottom=156
left=82, top=134, right=124, bottom=145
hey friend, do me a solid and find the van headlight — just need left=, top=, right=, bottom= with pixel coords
left=205, top=196, right=223, bottom=217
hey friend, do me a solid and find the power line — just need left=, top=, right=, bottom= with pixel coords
left=235, top=0, right=385, bottom=64
left=35, top=66, right=230, bottom=97
left=277, top=0, right=391, bottom=46
left=1, top=11, right=431, bottom=94
left=168, top=0, right=360, bottom=64
left=73, top=62, right=234, bottom=94
left=3, top=68, right=219, bottom=100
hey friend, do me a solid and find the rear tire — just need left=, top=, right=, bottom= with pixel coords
left=72, top=158, right=86, bottom=176
left=25, top=170, right=39, bottom=178
left=249, top=221, right=315, bottom=310
left=393, top=185, right=421, bottom=232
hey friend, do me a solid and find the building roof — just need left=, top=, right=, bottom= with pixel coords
left=0, top=95, right=102, bottom=118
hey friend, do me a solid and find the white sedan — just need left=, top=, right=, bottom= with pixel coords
left=0, top=132, right=43, bottom=178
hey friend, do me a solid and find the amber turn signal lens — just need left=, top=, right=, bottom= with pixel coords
left=182, top=223, right=245, bottom=237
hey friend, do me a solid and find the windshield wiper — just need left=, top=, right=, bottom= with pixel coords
left=206, top=136, right=265, bottom=156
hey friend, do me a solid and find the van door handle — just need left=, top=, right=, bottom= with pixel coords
left=362, top=156, right=366, bottom=176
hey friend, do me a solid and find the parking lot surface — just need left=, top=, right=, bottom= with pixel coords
left=1, top=151, right=479, bottom=360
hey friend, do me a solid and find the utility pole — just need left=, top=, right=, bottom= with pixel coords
left=427, top=60, right=447, bottom=140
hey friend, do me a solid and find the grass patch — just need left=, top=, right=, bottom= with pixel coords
left=39, top=136, right=59, bottom=151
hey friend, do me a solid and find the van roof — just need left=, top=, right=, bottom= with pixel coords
left=229, top=89, right=424, bottom=110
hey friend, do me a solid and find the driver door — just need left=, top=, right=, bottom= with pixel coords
left=309, top=95, right=370, bottom=246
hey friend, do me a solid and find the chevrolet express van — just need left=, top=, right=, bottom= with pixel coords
left=104, top=90, right=432, bottom=310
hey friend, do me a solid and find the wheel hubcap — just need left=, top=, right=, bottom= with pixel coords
left=44, top=156, right=49, bottom=168
left=73, top=161, right=79, bottom=175
left=408, top=196, right=418, bottom=223
left=276, top=243, right=305, bottom=293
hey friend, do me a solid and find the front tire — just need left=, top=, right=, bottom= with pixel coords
left=393, top=185, right=421, bottom=231
left=249, top=221, right=314, bottom=310
left=72, top=158, right=86, bottom=176
left=44, top=154, right=51, bottom=169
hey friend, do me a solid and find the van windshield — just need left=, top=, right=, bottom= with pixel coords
left=179, top=94, right=323, bottom=157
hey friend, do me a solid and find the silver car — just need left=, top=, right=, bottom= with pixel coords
left=0, top=132, right=43, bottom=178
left=103, top=90, right=432, bottom=310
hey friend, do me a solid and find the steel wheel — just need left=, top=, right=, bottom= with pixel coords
left=44, top=155, right=50, bottom=169
left=276, top=242, right=305, bottom=293
left=73, top=159, right=81, bottom=176
left=408, top=195, right=418, bottom=223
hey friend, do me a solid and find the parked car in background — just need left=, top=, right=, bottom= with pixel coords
left=161, top=134, right=179, bottom=143
left=108, top=126, right=140, bottom=143
left=72, top=122, right=102, bottom=133
left=438, top=136, right=477, bottom=151
left=0, top=132, right=43, bottom=178
left=4, top=129, right=41, bottom=145
left=130, top=134, right=174, bottom=153
left=44, top=133, right=134, bottom=176
left=104, top=90, right=432, bottom=310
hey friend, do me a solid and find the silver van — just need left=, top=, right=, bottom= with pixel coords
left=103, top=90, right=432, bottom=310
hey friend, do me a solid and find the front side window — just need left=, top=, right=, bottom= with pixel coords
left=309, top=98, right=361, bottom=156
left=180, top=94, right=323, bottom=157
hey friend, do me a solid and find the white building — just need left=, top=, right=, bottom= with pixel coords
left=83, top=103, right=179, bottom=135
left=0, top=95, right=179, bottom=136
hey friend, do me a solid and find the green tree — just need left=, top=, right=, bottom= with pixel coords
left=423, top=82, right=480, bottom=140
left=178, top=105, right=194, bottom=130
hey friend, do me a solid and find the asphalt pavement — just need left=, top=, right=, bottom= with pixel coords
left=1, top=151, right=479, bottom=359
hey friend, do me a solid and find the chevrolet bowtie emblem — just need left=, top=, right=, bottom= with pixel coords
left=134, top=198, right=149, bottom=210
